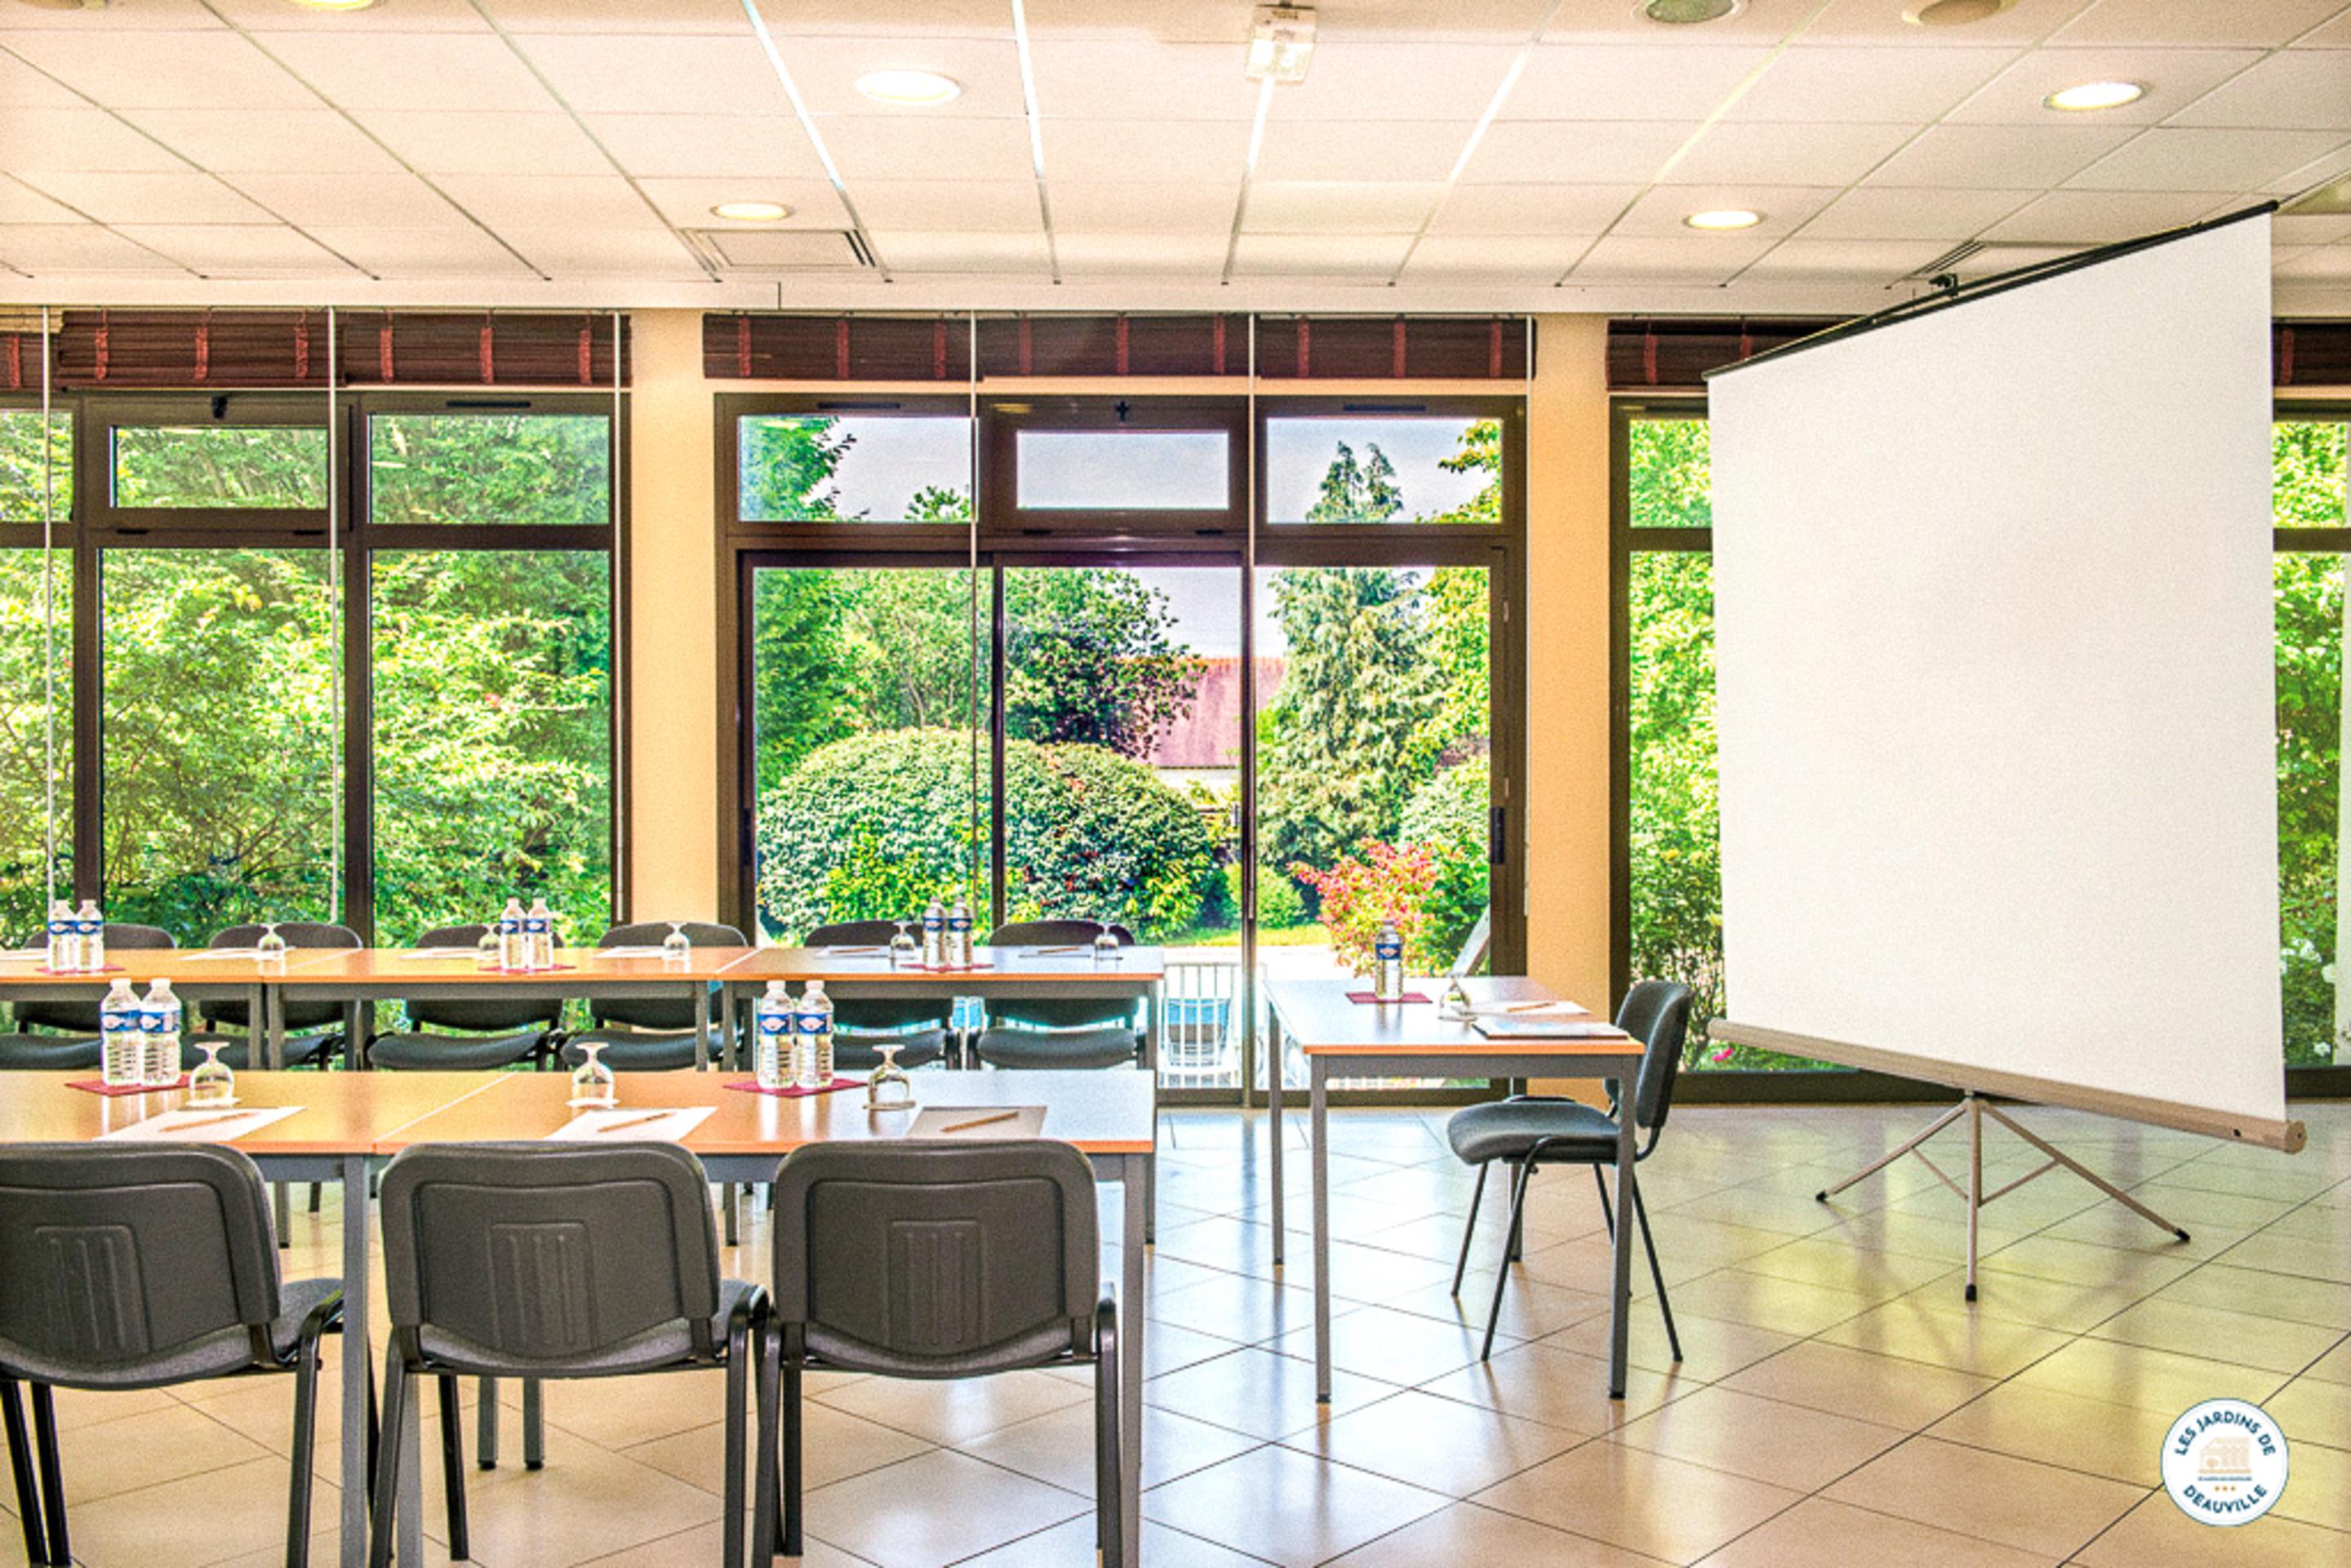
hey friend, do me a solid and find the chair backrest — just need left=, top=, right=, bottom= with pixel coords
left=16, top=923, right=176, bottom=1035
left=376, top=1142, right=722, bottom=1370
left=0, top=1144, right=281, bottom=1380
left=207, top=922, right=362, bottom=1033
left=980, top=921, right=1136, bottom=1031
left=399, top=925, right=562, bottom=1034
left=770, top=1140, right=1098, bottom=1375
left=1615, top=979, right=1695, bottom=1142
left=589, top=922, right=745, bottom=1031
left=803, top=921, right=952, bottom=1031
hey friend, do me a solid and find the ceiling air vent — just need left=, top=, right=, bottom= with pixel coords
left=682, top=229, right=875, bottom=273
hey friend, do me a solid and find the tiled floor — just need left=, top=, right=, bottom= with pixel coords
left=5, top=1098, right=2348, bottom=1567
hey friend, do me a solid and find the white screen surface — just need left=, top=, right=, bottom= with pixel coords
left=1710, top=215, right=2284, bottom=1130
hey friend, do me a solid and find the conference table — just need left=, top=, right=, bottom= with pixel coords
left=1261, top=978, right=1647, bottom=1401
left=0, top=1066, right=1153, bottom=1568
left=0, top=948, right=278, bottom=1064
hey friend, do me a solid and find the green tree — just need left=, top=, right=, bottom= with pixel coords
left=2274, top=419, right=2349, bottom=1066
left=1306, top=440, right=1403, bottom=522
left=1004, top=571, right=1203, bottom=757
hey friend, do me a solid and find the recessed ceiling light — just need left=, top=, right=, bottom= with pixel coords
left=2044, top=80, right=2145, bottom=113
left=1639, top=0, right=1740, bottom=23
left=1686, top=208, right=1763, bottom=230
left=711, top=201, right=792, bottom=222
left=855, top=69, right=962, bottom=107
left=1244, top=4, right=1318, bottom=84
left=1901, top=0, right=2015, bottom=24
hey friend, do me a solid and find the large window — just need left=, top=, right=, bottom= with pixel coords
left=2276, top=414, right=2349, bottom=1069
left=109, top=421, right=327, bottom=512
left=1262, top=408, right=1505, bottom=525
left=736, top=408, right=973, bottom=525
left=0, top=551, right=69, bottom=948
left=369, top=412, right=609, bottom=529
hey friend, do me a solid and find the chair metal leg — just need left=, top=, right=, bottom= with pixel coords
left=29, top=1384, right=66, bottom=1568
left=287, top=1330, right=323, bottom=1568
left=307, top=1182, right=323, bottom=1214
left=366, top=1357, right=380, bottom=1519
left=476, top=1378, right=499, bottom=1470
left=722, top=1315, right=750, bottom=1568
left=1593, top=1163, right=1615, bottom=1241
left=752, top=1329, right=782, bottom=1562
left=1096, top=1299, right=1122, bottom=1568
left=367, top=1353, right=406, bottom=1568
left=0, top=1378, right=49, bottom=1567
left=522, top=1377, right=544, bottom=1470
left=782, top=1361, right=803, bottom=1558
left=437, top=1375, right=469, bottom=1561
left=1450, top=1163, right=1488, bottom=1297
left=1631, top=1177, right=1683, bottom=1363
left=1482, top=1163, right=1532, bottom=1361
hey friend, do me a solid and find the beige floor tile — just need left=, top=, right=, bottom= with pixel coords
left=2273, top=1436, right=2349, bottom=1533
left=629, top=1397, right=934, bottom=1497
left=1540, top=1308, right=1801, bottom=1382
left=1515, top=1232, right=1708, bottom=1296
left=1284, top=1388, right=1584, bottom=1496
left=1324, top=1500, right=1673, bottom=1567
left=2267, top=1375, right=2351, bottom=1449
left=1902, top=1268, right=2158, bottom=1335
left=1814, top=1296, right=2073, bottom=1378
left=1732, top=1235, right=1956, bottom=1297
left=1149, top=1268, right=1340, bottom=1345
left=1654, top=1268, right=1883, bottom=1337
left=1608, top=1386, right=1907, bottom=1491
left=1384, top=1268, right=1614, bottom=1342
left=1979, top=1234, right=2199, bottom=1293
left=51, top=1399, right=273, bottom=1505
left=2214, top=1230, right=2351, bottom=1286
left=436, top=1440, right=726, bottom=1568
left=2091, top=1297, right=2347, bottom=1374
left=812, top=1368, right=1091, bottom=1446
left=1145, top=1443, right=1448, bottom=1568
left=2109, top=1183, right=2303, bottom=1231
left=2075, top=1491, right=2348, bottom=1567
left=2260, top=1200, right=2351, bottom=1242
left=518, top=1367, right=737, bottom=1451
left=1926, top=1380, right=2175, bottom=1486
left=1417, top=1341, right=1695, bottom=1437
left=2307, top=1339, right=2351, bottom=1385
left=1270, top=1303, right=1519, bottom=1384
left=1719, top=1340, right=1995, bottom=1429
left=1667, top=1185, right=1844, bottom=1240
left=39, top=1386, right=179, bottom=1435
left=802, top=1448, right=1088, bottom=1568
left=56, top=1455, right=338, bottom=1568
left=1690, top=1496, right=2054, bottom=1568
left=1473, top=1440, right=1802, bottom=1563
left=949, top=1513, right=1274, bottom=1567
left=577, top=1517, right=876, bottom=1565
left=961, top=1399, right=1258, bottom=1493
left=1144, top=1346, right=1399, bottom=1442
left=2013, top=1337, right=2291, bottom=1415
left=2151, top=1264, right=2351, bottom=1332
left=2158, top=1158, right=2343, bottom=1205
left=1824, top=1436, right=2144, bottom=1557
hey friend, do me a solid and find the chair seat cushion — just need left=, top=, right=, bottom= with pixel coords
left=0, top=1274, right=343, bottom=1390
left=368, top=1030, right=549, bottom=1072
left=1447, top=1096, right=1623, bottom=1166
left=0, top=1033, right=101, bottom=1072
left=974, top=1026, right=1137, bottom=1071
left=560, top=1029, right=701, bottom=1073
left=833, top=1028, right=949, bottom=1072
left=417, top=1277, right=763, bottom=1377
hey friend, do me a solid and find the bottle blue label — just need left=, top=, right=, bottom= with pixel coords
left=1376, top=937, right=1402, bottom=959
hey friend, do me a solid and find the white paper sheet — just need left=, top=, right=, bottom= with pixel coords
left=544, top=1107, right=715, bottom=1142
left=100, top=1106, right=303, bottom=1143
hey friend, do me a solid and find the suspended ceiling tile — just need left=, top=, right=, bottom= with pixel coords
left=350, top=110, right=609, bottom=177
left=512, top=33, right=788, bottom=115
left=1668, top=120, right=1918, bottom=187
left=1046, top=181, right=1243, bottom=233
left=2274, top=211, right=2351, bottom=247
left=585, top=113, right=824, bottom=180
left=1314, top=0, right=1556, bottom=42
left=1730, top=45, right=2020, bottom=123
left=1052, top=232, right=1229, bottom=277
left=0, top=51, right=87, bottom=109
left=210, top=0, right=490, bottom=29
left=0, top=0, right=220, bottom=31
left=1242, top=181, right=1446, bottom=233
left=0, top=109, right=189, bottom=174
left=113, top=223, right=356, bottom=274
left=2050, top=0, right=2345, bottom=48
left=0, top=224, right=185, bottom=273
left=1504, top=44, right=1774, bottom=122
left=1541, top=0, right=1830, bottom=45
left=492, top=225, right=710, bottom=275
left=2302, top=9, right=2351, bottom=47
left=1863, top=122, right=2139, bottom=188
left=1229, top=232, right=1415, bottom=277
left=754, top=0, right=1014, bottom=38
left=123, top=108, right=404, bottom=176
left=257, top=33, right=558, bottom=115
left=2065, top=127, right=2349, bottom=191
left=1039, top=118, right=1251, bottom=183
left=635, top=176, right=850, bottom=229
left=869, top=229, right=1051, bottom=273
left=1255, top=121, right=1473, bottom=184
left=1948, top=47, right=2262, bottom=126
left=2170, top=52, right=2351, bottom=132
left=2264, top=142, right=2351, bottom=196
left=1025, top=41, right=1261, bottom=121
left=1798, top=185, right=2035, bottom=240
left=229, top=171, right=470, bottom=230
left=2, top=29, right=318, bottom=110
left=0, top=181, right=81, bottom=225
left=765, top=35, right=1025, bottom=118
left=1426, top=183, right=1640, bottom=235
left=1736, top=237, right=1952, bottom=282
left=852, top=180, right=1042, bottom=233
left=1017, top=0, right=1253, bottom=45
left=1614, top=184, right=1839, bottom=237
left=1267, top=42, right=1521, bottom=122
left=432, top=174, right=669, bottom=233
left=2273, top=243, right=2351, bottom=282
left=1459, top=119, right=1694, bottom=184
left=1567, top=232, right=1771, bottom=283
left=1401, top=234, right=1584, bottom=281
left=476, top=0, right=757, bottom=34
left=18, top=171, right=271, bottom=226
left=818, top=115, right=1036, bottom=182
left=1800, top=0, right=2097, bottom=45
left=1983, top=187, right=2243, bottom=242
left=302, top=226, right=534, bottom=278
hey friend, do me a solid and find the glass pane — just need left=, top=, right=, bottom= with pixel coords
left=1627, top=416, right=1712, bottom=529
left=100, top=549, right=338, bottom=939
left=747, top=565, right=985, bottom=942
left=1003, top=566, right=1243, bottom=1087
left=2275, top=420, right=2349, bottom=530
left=372, top=550, right=611, bottom=946
left=112, top=424, right=327, bottom=510
left=738, top=413, right=972, bottom=523
left=1015, top=429, right=1226, bottom=510
left=0, top=552, right=69, bottom=948
left=0, top=410, right=73, bottom=522
left=1264, top=415, right=1500, bottom=524
left=369, top=413, right=610, bottom=528
left=1257, top=563, right=1491, bottom=1088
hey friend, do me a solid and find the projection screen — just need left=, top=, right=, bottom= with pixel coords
left=1709, top=211, right=2298, bottom=1149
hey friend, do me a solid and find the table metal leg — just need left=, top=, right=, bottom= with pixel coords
left=719, top=984, right=738, bottom=1071
left=337, top=1154, right=371, bottom=1568
left=251, top=982, right=270, bottom=1069
left=1142, top=987, right=1158, bottom=1246
left=1609, top=1108, right=1638, bottom=1399
left=1269, top=1019, right=1285, bottom=1268
left=1311, top=1059, right=1331, bottom=1403
left=694, top=988, right=711, bottom=1070
left=398, top=1346, right=424, bottom=1567
left=1118, top=1157, right=1144, bottom=1568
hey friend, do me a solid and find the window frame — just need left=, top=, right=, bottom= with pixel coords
left=980, top=395, right=1247, bottom=544
left=1255, top=393, right=1525, bottom=540
left=87, top=393, right=334, bottom=536
left=716, top=391, right=976, bottom=553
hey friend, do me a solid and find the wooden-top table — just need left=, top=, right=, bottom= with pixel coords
left=1262, top=978, right=1647, bottom=1402
left=722, top=942, right=1167, bottom=1056
left=0, top=948, right=284, bottom=1064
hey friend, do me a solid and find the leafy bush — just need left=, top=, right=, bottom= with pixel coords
left=1291, top=842, right=1444, bottom=975
left=1401, top=760, right=1491, bottom=966
left=758, top=728, right=1221, bottom=941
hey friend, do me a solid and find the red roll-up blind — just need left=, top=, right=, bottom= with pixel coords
left=703, top=314, right=972, bottom=381
left=1603, top=318, right=1829, bottom=391
left=1253, top=315, right=1531, bottom=380
left=41, top=309, right=629, bottom=389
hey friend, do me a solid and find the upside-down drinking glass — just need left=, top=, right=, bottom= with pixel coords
left=865, top=1041, right=914, bottom=1111
left=188, top=1039, right=236, bottom=1108
left=256, top=922, right=287, bottom=966
left=568, top=1041, right=617, bottom=1108
left=889, top=919, right=919, bottom=969
left=662, top=921, right=691, bottom=962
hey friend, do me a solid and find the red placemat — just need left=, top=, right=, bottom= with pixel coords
left=726, top=1077, right=864, bottom=1099
left=69, top=1076, right=189, bottom=1096
left=1345, top=990, right=1433, bottom=1005
left=39, top=965, right=126, bottom=976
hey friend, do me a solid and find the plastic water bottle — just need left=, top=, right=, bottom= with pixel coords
left=100, top=979, right=143, bottom=1087
left=753, top=981, right=793, bottom=1090
left=47, top=900, right=74, bottom=971
left=498, top=898, right=524, bottom=971
left=140, top=979, right=181, bottom=1086
left=922, top=899, right=945, bottom=970
left=77, top=900, right=103, bottom=972
left=526, top=898, right=553, bottom=971
left=796, top=981, right=834, bottom=1089
left=947, top=899, right=972, bottom=969
left=1374, top=921, right=1404, bottom=1002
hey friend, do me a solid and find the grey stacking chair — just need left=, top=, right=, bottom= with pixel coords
left=371, top=1142, right=764, bottom=1568
left=366, top=924, right=562, bottom=1071
left=972, top=920, right=1142, bottom=1071
left=1444, top=979, right=1695, bottom=1361
left=756, top=1140, right=1121, bottom=1565
left=802, top=920, right=952, bottom=1069
left=0, top=1144, right=345, bottom=1568
left=191, top=922, right=361, bottom=1070
left=557, top=921, right=745, bottom=1073
left=0, top=923, right=174, bottom=1073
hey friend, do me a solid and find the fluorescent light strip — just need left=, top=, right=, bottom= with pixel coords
left=1220, top=77, right=1279, bottom=283
left=1009, top=0, right=1061, bottom=284
left=740, top=0, right=891, bottom=281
